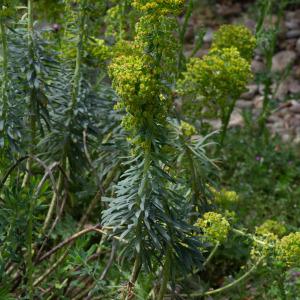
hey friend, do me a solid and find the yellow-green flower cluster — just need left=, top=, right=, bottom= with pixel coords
left=210, top=186, right=239, bottom=206
left=89, top=38, right=111, bottom=62
left=109, top=1, right=181, bottom=140
left=105, top=4, right=126, bottom=40
left=212, top=24, right=256, bottom=62
left=109, top=51, right=169, bottom=133
left=256, top=220, right=286, bottom=238
left=132, top=0, right=185, bottom=15
left=180, top=120, right=196, bottom=137
left=250, top=232, right=278, bottom=261
left=195, top=212, right=230, bottom=244
left=178, top=47, right=252, bottom=105
left=276, top=232, right=300, bottom=267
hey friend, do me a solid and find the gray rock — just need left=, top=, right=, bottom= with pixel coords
left=288, top=79, right=300, bottom=94
left=289, top=102, right=300, bottom=113
left=286, top=29, right=300, bottom=39
left=285, top=20, right=300, bottom=30
left=296, top=38, right=300, bottom=53
left=229, top=110, right=243, bottom=127
left=253, top=95, right=264, bottom=109
left=251, top=60, right=266, bottom=73
left=241, top=84, right=258, bottom=100
left=271, top=50, right=297, bottom=72
left=203, top=28, right=214, bottom=43
left=275, top=79, right=289, bottom=100
left=236, top=100, right=253, bottom=109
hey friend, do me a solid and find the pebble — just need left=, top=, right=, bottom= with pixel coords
left=296, top=38, right=300, bottom=53
left=289, top=102, right=300, bottom=113
left=251, top=60, right=265, bottom=73
left=203, top=28, right=214, bottom=43
left=286, top=29, right=300, bottom=39
left=229, top=110, right=243, bottom=127
left=289, top=79, right=300, bottom=94
left=285, top=20, right=300, bottom=30
left=271, top=50, right=297, bottom=72
left=240, top=84, right=258, bottom=100
left=253, top=95, right=264, bottom=109
left=236, top=100, right=253, bottom=109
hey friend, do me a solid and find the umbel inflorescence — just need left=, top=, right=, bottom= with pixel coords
left=177, top=24, right=256, bottom=145
left=109, top=0, right=183, bottom=146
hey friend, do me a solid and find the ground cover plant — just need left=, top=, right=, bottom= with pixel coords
left=1, top=0, right=300, bottom=299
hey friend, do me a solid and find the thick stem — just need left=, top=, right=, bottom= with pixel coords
left=123, top=255, right=142, bottom=300
left=42, top=170, right=64, bottom=233
left=123, top=141, right=152, bottom=300
left=219, top=99, right=236, bottom=150
left=157, top=247, right=172, bottom=300
left=26, top=194, right=34, bottom=300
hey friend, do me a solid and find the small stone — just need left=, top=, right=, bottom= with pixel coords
left=253, top=95, right=263, bottom=109
left=236, top=100, right=253, bottom=109
left=268, top=115, right=281, bottom=123
left=296, top=38, right=300, bottom=53
left=286, top=29, right=300, bottom=39
left=289, top=102, right=300, bottom=113
left=289, top=117, right=300, bottom=127
left=271, top=50, right=297, bottom=72
left=275, top=79, right=289, bottom=100
left=240, top=84, right=258, bottom=100
left=251, top=60, right=265, bottom=73
left=288, top=79, right=300, bottom=94
left=285, top=20, right=300, bottom=30
left=229, top=110, right=243, bottom=127
left=207, top=119, right=221, bottom=130
left=282, top=133, right=291, bottom=142
left=203, top=28, right=214, bottom=43
left=293, top=134, right=300, bottom=144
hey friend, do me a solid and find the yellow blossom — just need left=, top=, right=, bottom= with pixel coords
left=195, top=212, right=230, bottom=244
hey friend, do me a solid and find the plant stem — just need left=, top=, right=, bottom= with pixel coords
left=124, top=255, right=142, bottom=300
left=0, top=11, right=9, bottom=140
left=232, top=228, right=266, bottom=246
left=199, top=256, right=264, bottom=297
left=157, top=246, right=172, bottom=300
left=219, top=98, right=236, bottom=150
left=179, top=255, right=265, bottom=298
left=124, top=140, right=152, bottom=300
left=22, top=0, right=36, bottom=188
left=27, top=193, right=34, bottom=300
left=203, top=242, right=219, bottom=268
left=71, top=0, right=87, bottom=110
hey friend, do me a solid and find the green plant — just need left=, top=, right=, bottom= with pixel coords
left=178, top=24, right=255, bottom=148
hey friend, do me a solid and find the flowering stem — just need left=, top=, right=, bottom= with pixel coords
left=194, top=255, right=265, bottom=297
left=232, top=228, right=267, bottom=246
left=219, top=98, right=236, bottom=150
left=203, top=242, right=220, bottom=268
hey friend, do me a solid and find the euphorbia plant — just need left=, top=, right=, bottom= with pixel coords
left=178, top=24, right=256, bottom=148
left=103, top=1, right=206, bottom=299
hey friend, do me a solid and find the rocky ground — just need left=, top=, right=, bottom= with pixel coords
left=185, top=3, right=300, bottom=143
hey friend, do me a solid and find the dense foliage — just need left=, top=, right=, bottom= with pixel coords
left=1, top=0, right=300, bottom=299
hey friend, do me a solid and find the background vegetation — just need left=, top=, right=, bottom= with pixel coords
left=1, top=0, right=300, bottom=299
